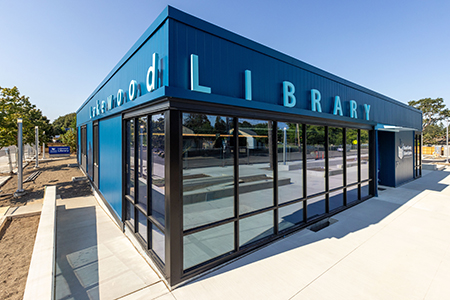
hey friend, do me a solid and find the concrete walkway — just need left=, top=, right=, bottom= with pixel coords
left=54, top=196, right=168, bottom=300
left=54, top=167, right=450, bottom=299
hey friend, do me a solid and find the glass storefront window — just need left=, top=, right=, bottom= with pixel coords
left=126, top=200, right=135, bottom=226
left=239, top=211, right=274, bottom=247
left=306, top=125, right=325, bottom=196
left=238, top=119, right=273, bottom=214
left=307, top=196, right=325, bottom=220
left=361, top=182, right=369, bottom=199
left=361, top=130, right=369, bottom=181
left=329, top=127, right=344, bottom=190
left=137, top=117, right=148, bottom=211
left=151, top=114, right=165, bottom=226
left=347, top=185, right=359, bottom=204
left=183, top=222, right=234, bottom=270
left=278, top=202, right=304, bottom=231
left=329, top=190, right=344, bottom=211
left=346, top=129, right=358, bottom=185
left=182, top=113, right=235, bottom=230
left=278, top=122, right=303, bottom=204
left=126, top=119, right=135, bottom=198
left=137, top=210, right=148, bottom=242
left=152, top=224, right=165, bottom=263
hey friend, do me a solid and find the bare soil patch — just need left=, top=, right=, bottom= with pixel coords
left=0, top=156, right=91, bottom=207
left=0, top=215, right=40, bottom=300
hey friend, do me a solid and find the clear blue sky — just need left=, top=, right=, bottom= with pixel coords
left=1, top=0, right=449, bottom=121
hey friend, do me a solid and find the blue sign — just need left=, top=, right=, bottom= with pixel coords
left=49, top=146, right=70, bottom=155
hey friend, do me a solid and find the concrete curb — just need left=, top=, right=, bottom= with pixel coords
left=23, top=186, right=56, bottom=300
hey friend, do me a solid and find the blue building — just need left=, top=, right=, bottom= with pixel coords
left=76, top=6, right=422, bottom=287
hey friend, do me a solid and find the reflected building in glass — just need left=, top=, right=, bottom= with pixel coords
left=76, top=6, right=423, bottom=287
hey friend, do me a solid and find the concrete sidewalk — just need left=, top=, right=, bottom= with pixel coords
left=55, top=167, right=450, bottom=299
left=54, top=196, right=170, bottom=300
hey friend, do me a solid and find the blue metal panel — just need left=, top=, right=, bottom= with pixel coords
left=77, top=21, right=169, bottom=125
left=99, top=115, right=122, bottom=218
left=395, top=131, right=414, bottom=186
left=86, top=122, right=93, bottom=179
left=378, top=131, right=395, bottom=187
left=168, top=17, right=422, bottom=130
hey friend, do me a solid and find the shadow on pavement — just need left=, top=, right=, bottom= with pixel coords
left=55, top=205, right=99, bottom=300
left=184, top=168, right=450, bottom=286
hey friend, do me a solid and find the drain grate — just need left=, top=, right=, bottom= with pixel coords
left=309, top=218, right=338, bottom=232
left=23, top=171, right=42, bottom=183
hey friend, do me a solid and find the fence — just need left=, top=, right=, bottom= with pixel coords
left=0, top=145, right=39, bottom=174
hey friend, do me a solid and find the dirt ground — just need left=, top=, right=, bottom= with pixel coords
left=0, top=215, right=40, bottom=300
left=0, top=156, right=92, bottom=207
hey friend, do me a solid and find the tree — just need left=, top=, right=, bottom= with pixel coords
left=408, top=98, right=449, bottom=131
left=52, top=112, right=76, bottom=136
left=61, top=129, right=77, bottom=153
left=0, top=86, right=52, bottom=148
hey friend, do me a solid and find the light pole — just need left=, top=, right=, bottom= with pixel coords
left=35, top=126, right=39, bottom=168
left=43, top=131, right=45, bottom=159
left=447, top=119, right=449, bottom=163
left=16, top=118, right=24, bottom=195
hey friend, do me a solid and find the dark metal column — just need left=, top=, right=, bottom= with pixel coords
left=165, top=109, right=183, bottom=286
left=325, top=126, right=329, bottom=213
left=369, top=129, right=377, bottom=197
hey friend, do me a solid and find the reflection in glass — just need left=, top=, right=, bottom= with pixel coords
left=279, top=202, right=304, bottom=231
left=347, top=185, right=359, bottom=203
left=306, top=125, right=325, bottom=195
left=361, top=182, right=369, bottom=199
left=151, top=114, right=165, bottom=226
left=307, top=196, right=325, bottom=219
left=238, top=119, right=273, bottom=214
left=329, top=127, right=344, bottom=190
left=346, top=129, right=358, bottom=184
left=329, top=190, right=344, bottom=211
left=152, top=224, right=165, bottom=263
left=239, top=211, right=273, bottom=247
left=126, top=119, right=135, bottom=198
left=184, top=222, right=234, bottom=269
left=126, top=200, right=135, bottom=226
left=137, top=211, right=147, bottom=242
left=278, top=123, right=303, bottom=204
left=361, top=130, right=369, bottom=181
left=137, top=117, right=148, bottom=211
left=182, top=113, right=234, bottom=230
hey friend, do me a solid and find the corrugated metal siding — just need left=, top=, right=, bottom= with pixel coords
left=77, top=21, right=169, bottom=125
left=169, top=19, right=421, bottom=130
left=99, top=115, right=122, bottom=218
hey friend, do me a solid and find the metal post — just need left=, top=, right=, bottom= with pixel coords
left=43, top=131, right=45, bottom=159
left=447, top=119, right=448, bottom=163
left=283, top=127, right=287, bottom=165
left=35, top=126, right=39, bottom=168
left=16, top=118, right=24, bottom=194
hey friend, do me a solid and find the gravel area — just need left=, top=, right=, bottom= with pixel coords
left=0, top=156, right=91, bottom=207
left=0, top=215, right=40, bottom=300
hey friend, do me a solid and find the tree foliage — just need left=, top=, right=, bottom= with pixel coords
left=52, top=112, right=76, bottom=136
left=61, top=129, right=77, bottom=153
left=0, top=86, right=52, bottom=148
left=423, top=123, right=445, bottom=145
left=408, top=98, right=449, bottom=131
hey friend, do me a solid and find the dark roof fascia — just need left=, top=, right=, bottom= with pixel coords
left=166, top=6, right=421, bottom=115
left=76, top=6, right=170, bottom=113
